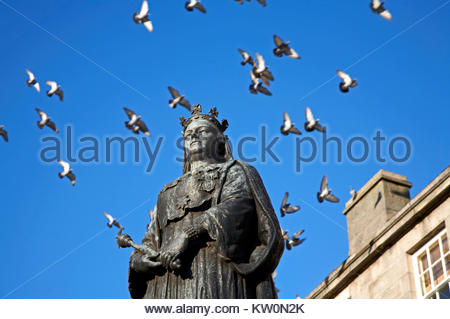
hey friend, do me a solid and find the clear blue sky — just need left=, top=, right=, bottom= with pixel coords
left=0, top=0, right=449, bottom=298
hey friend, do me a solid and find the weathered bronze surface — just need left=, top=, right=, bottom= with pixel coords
left=127, top=105, right=284, bottom=298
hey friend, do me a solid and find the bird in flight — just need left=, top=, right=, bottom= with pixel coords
left=286, top=230, right=305, bottom=250
left=123, top=107, right=150, bottom=136
left=304, top=106, right=325, bottom=133
left=281, top=112, right=301, bottom=135
left=36, top=108, right=59, bottom=133
left=58, top=160, right=76, bottom=186
left=253, top=53, right=274, bottom=86
left=133, top=0, right=154, bottom=33
left=273, top=35, right=300, bottom=59
left=317, top=176, right=340, bottom=203
left=168, top=86, right=192, bottom=111
left=280, top=192, right=300, bottom=217
left=0, top=125, right=8, bottom=142
left=185, top=0, right=206, bottom=13
left=45, top=81, right=64, bottom=101
left=370, top=0, right=392, bottom=21
left=336, top=70, right=357, bottom=93
left=249, top=70, right=272, bottom=96
left=103, top=212, right=124, bottom=231
left=238, top=48, right=254, bottom=66
left=26, top=69, right=40, bottom=93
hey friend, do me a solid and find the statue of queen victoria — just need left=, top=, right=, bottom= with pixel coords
left=127, top=105, right=284, bottom=299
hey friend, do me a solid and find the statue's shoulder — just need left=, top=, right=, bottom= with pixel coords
left=233, top=160, right=258, bottom=175
left=159, top=174, right=186, bottom=194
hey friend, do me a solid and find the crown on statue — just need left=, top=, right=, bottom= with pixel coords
left=180, top=104, right=228, bottom=133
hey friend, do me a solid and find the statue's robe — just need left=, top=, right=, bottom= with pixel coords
left=128, top=160, right=284, bottom=299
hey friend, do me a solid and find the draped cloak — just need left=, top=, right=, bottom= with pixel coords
left=128, top=160, right=284, bottom=299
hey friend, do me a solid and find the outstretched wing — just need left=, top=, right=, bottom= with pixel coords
left=257, top=0, right=267, bottom=7
left=287, top=127, right=301, bottom=135
left=58, top=160, right=70, bottom=174
left=257, top=85, right=272, bottom=96
left=238, top=48, right=249, bottom=59
left=379, top=9, right=392, bottom=21
left=336, top=70, right=351, bottom=84
left=281, top=192, right=288, bottom=208
left=195, top=3, right=206, bottom=13
left=168, top=86, right=181, bottom=99
left=0, top=128, right=8, bottom=142
left=123, top=107, right=136, bottom=120
left=305, top=106, right=314, bottom=122
left=34, top=82, right=41, bottom=92
left=283, top=112, right=291, bottom=128
left=45, top=81, right=58, bottom=92
left=326, top=194, right=340, bottom=203
left=314, top=123, right=325, bottom=132
left=55, top=89, right=64, bottom=101
left=273, top=35, right=284, bottom=47
left=137, top=119, right=150, bottom=136
left=143, top=20, right=154, bottom=32
left=256, top=53, right=265, bottom=69
left=104, top=212, right=115, bottom=225
left=140, top=0, right=149, bottom=16
left=179, top=98, right=191, bottom=111
left=46, top=120, right=59, bottom=133
left=286, top=205, right=300, bottom=213
left=35, top=108, right=47, bottom=121
left=66, top=171, right=76, bottom=186
left=320, top=175, right=328, bottom=192
left=26, top=69, right=35, bottom=81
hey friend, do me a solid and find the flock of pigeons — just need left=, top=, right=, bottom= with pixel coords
left=1, top=0, right=396, bottom=297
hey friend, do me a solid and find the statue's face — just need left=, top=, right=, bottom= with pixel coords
left=184, top=119, right=222, bottom=162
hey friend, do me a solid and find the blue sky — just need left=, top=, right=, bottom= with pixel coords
left=0, top=0, right=449, bottom=298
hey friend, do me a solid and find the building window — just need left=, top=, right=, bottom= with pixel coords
left=413, top=229, right=450, bottom=299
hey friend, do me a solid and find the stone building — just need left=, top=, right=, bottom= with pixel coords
left=307, top=167, right=450, bottom=299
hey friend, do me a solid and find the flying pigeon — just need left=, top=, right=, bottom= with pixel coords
left=253, top=53, right=274, bottom=86
left=317, top=175, right=340, bottom=203
left=35, top=108, right=59, bottom=133
left=58, top=160, right=76, bottom=186
left=249, top=70, right=272, bottom=96
left=280, top=112, right=301, bottom=135
left=286, top=230, right=305, bottom=250
left=123, top=107, right=141, bottom=129
left=133, top=0, right=154, bottom=32
left=45, top=81, right=64, bottom=101
left=257, top=0, right=267, bottom=6
left=304, top=106, right=325, bottom=133
left=26, top=69, right=40, bottom=93
left=281, top=229, right=289, bottom=241
left=123, top=108, right=150, bottom=136
left=185, top=0, right=206, bottom=13
left=370, top=0, right=392, bottom=21
left=280, top=192, right=300, bottom=217
left=350, top=186, right=357, bottom=200
left=238, top=48, right=254, bottom=66
left=132, top=119, right=150, bottom=136
left=337, top=70, right=357, bottom=93
left=168, top=86, right=191, bottom=111
left=103, top=212, right=123, bottom=230
left=0, top=125, right=8, bottom=142
left=273, top=35, right=300, bottom=59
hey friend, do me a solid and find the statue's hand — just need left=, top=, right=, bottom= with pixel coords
left=131, top=253, right=162, bottom=273
left=116, top=233, right=133, bottom=248
left=160, top=232, right=189, bottom=271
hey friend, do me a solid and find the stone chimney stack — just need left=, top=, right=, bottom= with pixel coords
left=343, top=170, right=412, bottom=256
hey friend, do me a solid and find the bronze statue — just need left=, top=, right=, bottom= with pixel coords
left=124, top=105, right=284, bottom=298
